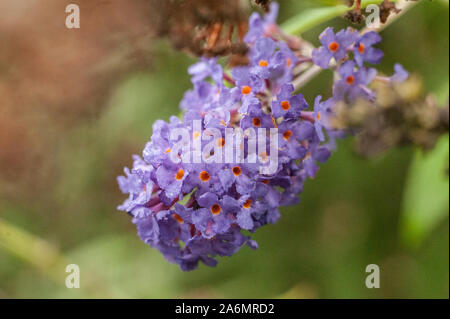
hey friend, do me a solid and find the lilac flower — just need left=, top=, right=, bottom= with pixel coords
left=142, top=119, right=178, bottom=165
left=204, top=108, right=231, bottom=128
left=188, top=57, right=223, bottom=84
left=179, top=82, right=216, bottom=111
left=313, top=95, right=334, bottom=142
left=117, top=166, right=153, bottom=213
left=218, top=164, right=256, bottom=195
left=353, top=31, right=384, bottom=67
left=244, top=2, right=279, bottom=43
left=273, top=41, right=299, bottom=86
left=253, top=182, right=282, bottom=210
left=231, top=66, right=263, bottom=97
left=272, top=83, right=308, bottom=119
left=183, top=163, right=224, bottom=196
left=277, top=120, right=308, bottom=160
left=312, top=27, right=358, bottom=69
left=391, top=63, right=409, bottom=83
left=249, top=37, right=285, bottom=79
left=155, top=163, right=188, bottom=201
left=233, top=195, right=260, bottom=230
left=240, top=105, right=274, bottom=130
left=193, top=193, right=235, bottom=239
left=302, top=142, right=331, bottom=178
left=333, top=60, right=377, bottom=102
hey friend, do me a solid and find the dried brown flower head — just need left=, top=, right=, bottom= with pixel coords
left=151, top=0, right=250, bottom=62
left=379, top=0, right=401, bottom=23
left=253, top=0, right=272, bottom=12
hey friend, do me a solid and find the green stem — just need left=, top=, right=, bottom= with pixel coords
left=0, top=217, right=66, bottom=283
left=281, top=0, right=398, bottom=35
left=0, top=216, right=117, bottom=297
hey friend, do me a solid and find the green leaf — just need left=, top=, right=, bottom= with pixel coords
left=281, top=5, right=349, bottom=35
left=400, top=134, right=449, bottom=248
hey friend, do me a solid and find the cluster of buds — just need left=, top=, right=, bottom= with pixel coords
left=117, top=3, right=408, bottom=270
left=332, top=75, right=449, bottom=156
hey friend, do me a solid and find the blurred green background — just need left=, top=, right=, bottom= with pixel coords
left=0, top=0, right=448, bottom=298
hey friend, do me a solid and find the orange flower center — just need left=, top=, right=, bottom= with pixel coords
left=175, top=169, right=185, bottom=180
left=283, top=130, right=293, bottom=141
left=217, top=137, right=225, bottom=148
left=173, top=213, right=184, bottom=224
left=232, top=166, right=242, bottom=176
left=241, top=86, right=251, bottom=95
left=252, top=117, right=261, bottom=127
left=210, top=204, right=221, bottom=215
left=200, top=170, right=210, bottom=182
left=281, top=100, right=290, bottom=111
left=259, top=60, right=268, bottom=67
left=243, top=199, right=252, bottom=209
left=346, top=75, right=355, bottom=85
left=329, top=41, right=339, bottom=52
left=358, top=43, right=365, bottom=54
left=316, top=112, right=321, bottom=120
left=164, top=148, right=171, bottom=154
left=262, top=179, right=270, bottom=184
left=286, top=58, right=292, bottom=67
left=193, top=131, right=200, bottom=139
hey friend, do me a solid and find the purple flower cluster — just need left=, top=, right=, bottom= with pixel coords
left=312, top=27, right=408, bottom=104
left=118, top=3, right=408, bottom=270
